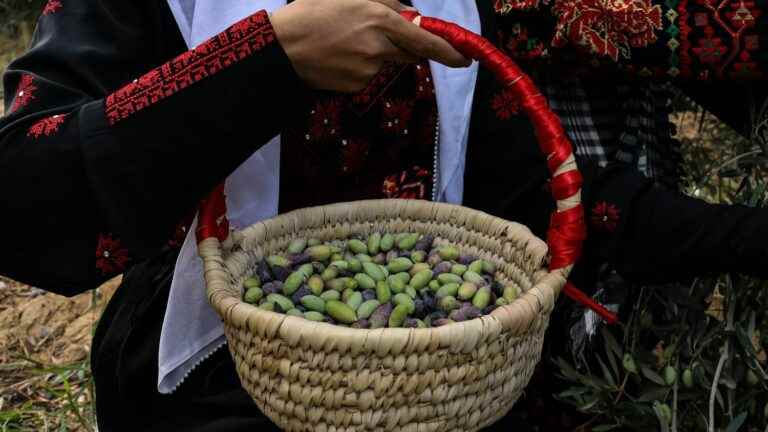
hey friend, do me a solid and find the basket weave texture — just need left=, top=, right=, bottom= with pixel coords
left=200, top=199, right=567, bottom=431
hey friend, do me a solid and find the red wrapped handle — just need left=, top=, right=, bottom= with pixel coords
left=198, top=12, right=618, bottom=324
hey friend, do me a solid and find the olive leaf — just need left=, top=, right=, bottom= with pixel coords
left=725, top=411, right=748, bottom=432
left=602, top=327, right=623, bottom=359
left=640, top=366, right=666, bottom=386
left=592, top=425, right=620, bottom=431
left=596, top=354, right=616, bottom=387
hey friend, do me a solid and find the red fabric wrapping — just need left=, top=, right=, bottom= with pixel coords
left=196, top=183, right=229, bottom=243
left=411, top=11, right=617, bottom=324
left=564, top=282, right=619, bottom=324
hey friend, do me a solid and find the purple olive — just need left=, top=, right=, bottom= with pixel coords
left=432, top=318, right=453, bottom=327
left=458, top=255, right=476, bottom=265
left=482, top=305, right=498, bottom=315
left=352, top=319, right=371, bottom=329
left=413, top=235, right=434, bottom=252
left=291, top=285, right=312, bottom=304
left=262, top=281, right=282, bottom=295
left=270, top=266, right=290, bottom=282
left=257, top=259, right=273, bottom=282
left=362, top=289, right=377, bottom=302
left=289, top=252, right=312, bottom=266
left=433, top=261, right=452, bottom=275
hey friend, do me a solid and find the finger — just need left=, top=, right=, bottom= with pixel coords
left=380, top=11, right=470, bottom=68
left=376, top=37, right=421, bottom=64
left=368, top=0, right=414, bottom=13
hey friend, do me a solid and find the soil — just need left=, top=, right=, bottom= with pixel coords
left=0, top=276, right=119, bottom=367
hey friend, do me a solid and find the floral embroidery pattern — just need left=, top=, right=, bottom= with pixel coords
left=27, top=114, right=66, bottom=138
left=350, top=62, right=406, bottom=114
left=500, top=25, right=548, bottom=60
left=340, top=138, right=370, bottom=174
left=495, top=0, right=545, bottom=13
left=491, top=87, right=521, bottom=120
left=414, top=63, right=435, bottom=100
left=105, top=11, right=275, bottom=125
left=590, top=201, right=620, bottom=232
left=307, top=98, right=344, bottom=142
left=95, top=234, right=130, bottom=275
left=381, top=99, right=414, bottom=135
left=552, top=0, right=663, bottom=61
left=10, top=74, right=37, bottom=113
left=383, top=167, right=431, bottom=199
left=42, top=0, right=62, bottom=15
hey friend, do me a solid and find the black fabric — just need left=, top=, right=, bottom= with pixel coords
left=0, top=0, right=767, bottom=430
left=91, top=249, right=281, bottom=432
left=0, top=1, right=310, bottom=295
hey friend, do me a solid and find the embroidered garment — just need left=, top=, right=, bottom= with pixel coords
left=160, top=0, right=480, bottom=395
left=496, top=0, right=767, bottom=80
left=1, top=1, right=768, bottom=430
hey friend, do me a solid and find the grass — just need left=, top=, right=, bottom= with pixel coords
left=0, top=358, right=95, bottom=432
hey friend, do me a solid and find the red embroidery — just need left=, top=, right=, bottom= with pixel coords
left=414, top=63, right=435, bottom=100
left=340, top=138, right=370, bottom=174
left=692, top=28, right=727, bottom=64
left=42, top=0, right=62, bottom=15
left=167, top=213, right=195, bottom=249
left=10, top=74, right=37, bottom=113
left=27, top=114, right=66, bottom=138
left=491, top=87, right=521, bottom=120
left=679, top=0, right=693, bottom=78
left=95, top=234, right=130, bottom=275
left=383, top=167, right=430, bottom=199
left=684, top=0, right=763, bottom=78
left=105, top=10, right=275, bottom=125
left=381, top=99, right=414, bottom=135
left=350, top=62, right=406, bottom=114
left=501, top=25, right=547, bottom=60
left=307, top=98, right=344, bottom=142
left=552, top=0, right=663, bottom=61
left=495, top=0, right=542, bottom=13
left=590, top=201, right=620, bottom=232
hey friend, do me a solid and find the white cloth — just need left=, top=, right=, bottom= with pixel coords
left=159, top=0, right=480, bottom=394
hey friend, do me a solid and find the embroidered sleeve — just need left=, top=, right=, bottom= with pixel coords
left=0, top=1, right=308, bottom=294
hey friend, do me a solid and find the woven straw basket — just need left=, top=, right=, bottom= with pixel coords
left=200, top=200, right=566, bottom=431
left=197, top=11, right=584, bottom=432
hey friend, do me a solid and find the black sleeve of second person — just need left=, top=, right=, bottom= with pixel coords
left=464, top=70, right=768, bottom=285
left=0, top=2, right=310, bottom=295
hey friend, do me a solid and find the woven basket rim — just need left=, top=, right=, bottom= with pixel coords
left=200, top=199, right=568, bottom=354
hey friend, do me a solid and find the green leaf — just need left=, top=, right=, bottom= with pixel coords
left=637, top=386, right=669, bottom=402
left=555, top=357, right=581, bottom=381
left=748, top=181, right=766, bottom=207
left=592, top=425, right=620, bottom=431
left=578, top=396, right=600, bottom=412
left=602, top=327, right=623, bottom=359
left=558, top=387, right=591, bottom=398
left=725, top=411, right=748, bottom=432
left=641, top=366, right=667, bottom=386
left=604, top=336, right=620, bottom=379
left=596, top=354, right=616, bottom=387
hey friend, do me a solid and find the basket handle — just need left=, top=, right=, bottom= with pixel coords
left=197, top=11, right=618, bottom=324
left=401, top=11, right=585, bottom=272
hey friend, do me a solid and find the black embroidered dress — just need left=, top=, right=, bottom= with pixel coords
left=1, top=1, right=767, bottom=430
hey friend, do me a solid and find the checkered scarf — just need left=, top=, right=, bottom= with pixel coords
left=543, top=77, right=681, bottom=187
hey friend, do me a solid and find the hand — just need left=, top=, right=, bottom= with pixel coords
left=270, top=0, right=470, bottom=92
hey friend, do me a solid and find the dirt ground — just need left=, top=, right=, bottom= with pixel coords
left=0, top=276, right=118, bottom=431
